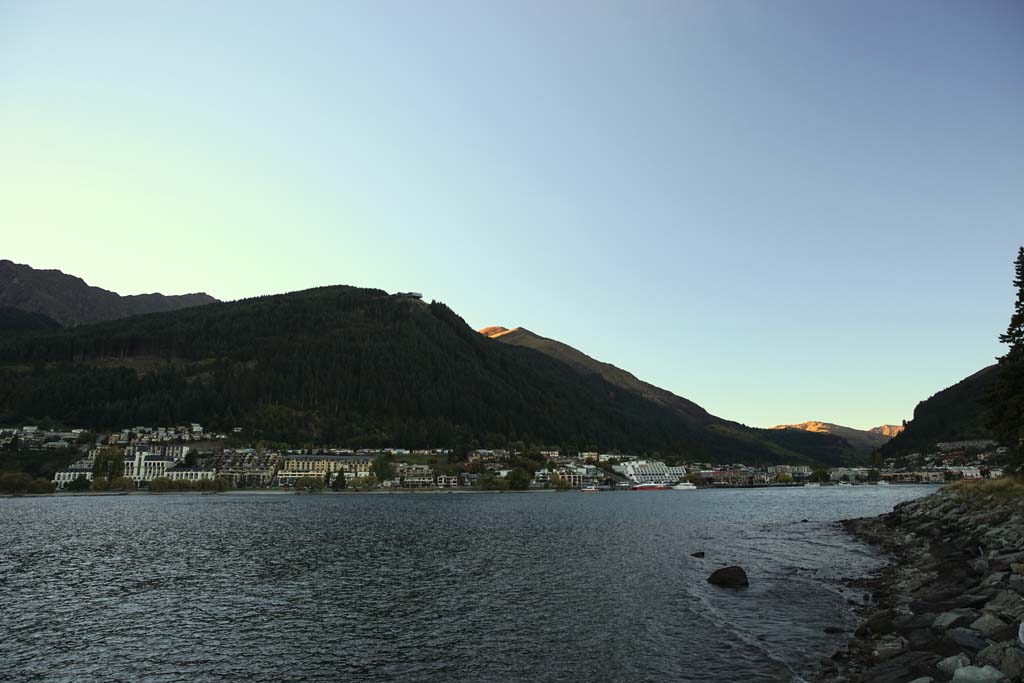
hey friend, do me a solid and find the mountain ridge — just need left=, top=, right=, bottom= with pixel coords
left=0, top=259, right=218, bottom=326
left=770, top=421, right=903, bottom=453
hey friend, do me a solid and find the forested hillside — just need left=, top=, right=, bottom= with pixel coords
left=878, top=366, right=998, bottom=457
left=0, top=286, right=859, bottom=464
left=0, top=307, right=61, bottom=333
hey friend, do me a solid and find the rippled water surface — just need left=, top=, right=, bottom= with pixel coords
left=0, top=486, right=937, bottom=682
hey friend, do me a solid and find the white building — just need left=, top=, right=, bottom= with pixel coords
left=398, top=464, right=434, bottom=487
left=53, top=467, right=94, bottom=489
left=613, top=460, right=687, bottom=485
left=166, top=467, right=215, bottom=483
left=123, top=452, right=177, bottom=485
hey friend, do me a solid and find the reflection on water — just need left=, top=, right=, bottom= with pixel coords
left=0, top=486, right=935, bottom=682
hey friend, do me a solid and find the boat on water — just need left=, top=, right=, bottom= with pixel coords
left=631, top=482, right=670, bottom=491
left=671, top=482, right=697, bottom=490
left=804, top=482, right=821, bottom=487
left=579, top=485, right=600, bottom=493
left=876, top=481, right=890, bottom=486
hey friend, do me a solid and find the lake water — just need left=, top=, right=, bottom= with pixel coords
left=0, top=486, right=936, bottom=682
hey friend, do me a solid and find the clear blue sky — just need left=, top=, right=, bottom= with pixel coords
left=2, top=1, right=1021, bottom=430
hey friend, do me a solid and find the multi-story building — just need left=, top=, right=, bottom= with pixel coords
left=123, top=452, right=178, bottom=485
left=613, top=460, right=687, bottom=485
left=212, top=449, right=282, bottom=488
left=53, top=466, right=94, bottom=489
left=125, top=443, right=190, bottom=461
left=398, top=464, right=434, bottom=487
left=276, top=454, right=373, bottom=486
left=166, top=466, right=215, bottom=483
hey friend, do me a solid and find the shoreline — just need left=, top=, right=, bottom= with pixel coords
left=816, top=484, right=1024, bottom=682
left=4, top=482, right=944, bottom=499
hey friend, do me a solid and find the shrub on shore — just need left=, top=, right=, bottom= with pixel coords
left=109, top=476, right=135, bottom=491
left=0, top=472, right=55, bottom=494
left=294, top=476, right=325, bottom=493
left=947, top=476, right=1024, bottom=499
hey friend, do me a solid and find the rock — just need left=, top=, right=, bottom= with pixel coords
left=999, top=646, right=1024, bottom=679
left=984, top=590, right=1024, bottom=622
left=906, top=628, right=937, bottom=649
left=707, top=566, right=748, bottom=587
left=935, top=609, right=981, bottom=630
left=947, top=628, right=990, bottom=655
left=937, top=652, right=972, bottom=675
left=865, top=609, right=897, bottom=636
left=864, top=651, right=940, bottom=682
left=873, top=635, right=908, bottom=661
left=897, top=612, right=941, bottom=633
left=983, top=573, right=1009, bottom=588
left=951, top=665, right=1008, bottom=682
left=969, top=613, right=1008, bottom=638
left=1011, top=563, right=1024, bottom=575
left=824, top=626, right=845, bottom=634
left=959, top=592, right=999, bottom=609
left=691, top=551, right=705, bottom=558
left=907, top=678, right=935, bottom=683
left=977, top=640, right=1024, bottom=679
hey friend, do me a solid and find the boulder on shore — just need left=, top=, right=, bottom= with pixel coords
left=707, top=565, right=748, bottom=587
left=691, top=551, right=705, bottom=558
left=951, top=664, right=1009, bottom=682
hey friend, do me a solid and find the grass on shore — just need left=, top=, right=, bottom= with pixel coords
left=947, top=477, right=1024, bottom=499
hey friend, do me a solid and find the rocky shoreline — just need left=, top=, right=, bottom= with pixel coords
left=817, top=485, right=1024, bottom=683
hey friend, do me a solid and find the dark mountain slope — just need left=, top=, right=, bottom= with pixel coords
left=0, top=307, right=61, bottom=334
left=0, top=259, right=217, bottom=326
left=0, top=286, right=856, bottom=465
left=878, top=365, right=999, bottom=457
left=478, top=326, right=861, bottom=466
left=479, top=326, right=715, bottom=425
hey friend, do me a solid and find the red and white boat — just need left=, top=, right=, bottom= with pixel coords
left=631, top=482, right=669, bottom=491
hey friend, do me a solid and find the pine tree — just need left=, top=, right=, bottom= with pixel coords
left=985, top=246, right=1024, bottom=470
left=998, top=247, right=1024, bottom=348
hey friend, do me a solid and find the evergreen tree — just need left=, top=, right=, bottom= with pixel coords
left=985, top=246, right=1024, bottom=471
left=999, top=246, right=1024, bottom=349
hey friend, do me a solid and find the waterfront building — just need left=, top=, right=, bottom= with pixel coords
left=398, top=464, right=434, bottom=487
left=123, top=452, right=178, bottom=485
left=53, top=467, right=94, bottom=489
left=276, top=454, right=373, bottom=486
left=166, top=466, right=215, bottom=483
left=613, top=460, right=687, bottom=485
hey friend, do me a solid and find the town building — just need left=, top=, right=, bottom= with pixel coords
left=613, top=460, right=687, bottom=485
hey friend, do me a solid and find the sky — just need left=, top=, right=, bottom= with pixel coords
left=1, top=1, right=1022, bottom=430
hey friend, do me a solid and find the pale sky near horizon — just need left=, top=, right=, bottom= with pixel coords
left=2, top=1, right=1022, bottom=430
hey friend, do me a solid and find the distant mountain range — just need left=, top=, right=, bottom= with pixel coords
left=0, top=259, right=217, bottom=326
left=770, top=421, right=903, bottom=453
